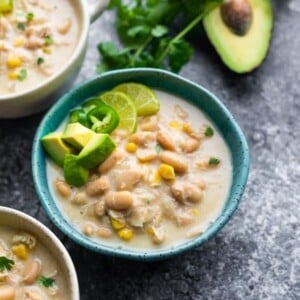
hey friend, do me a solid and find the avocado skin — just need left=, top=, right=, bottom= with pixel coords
left=64, top=154, right=89, bottom=187
left=41, top=132, right=75, bottom=167
left=203, top=0, right=273, bottom=73
left=77, top=134, right=116, bottom=169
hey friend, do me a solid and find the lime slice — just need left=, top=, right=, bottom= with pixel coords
left=0, top=0, right=13, bottom=12
left=113, top=83, right=160, bottom=116
left=100, top=91, right=137, bottom=133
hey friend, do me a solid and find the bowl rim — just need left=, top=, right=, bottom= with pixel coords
left=0, top=0, right=89, bottom=101
left=32, top=68, right=250, bottom=261
left=0, top=206, right=80, bottom=299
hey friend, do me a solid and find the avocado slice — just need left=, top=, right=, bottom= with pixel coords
left=203, top=0, right=273, bottom=73
left=77, top=134, right=116, bottom=169
left=41, top=132, right=75, bottom=167
left=0, top=0, right=13, bottom=13
left=64, top=154, right=89, bottom=187
left=62, top=122, right=95, bottom=150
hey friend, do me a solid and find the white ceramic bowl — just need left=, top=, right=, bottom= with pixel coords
left=0, top=0, right=109, bottom=118
left=0, top=206, right=79, bottom=299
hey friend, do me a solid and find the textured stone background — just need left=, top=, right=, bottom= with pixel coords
left=0, top=1, right=299, bottom=299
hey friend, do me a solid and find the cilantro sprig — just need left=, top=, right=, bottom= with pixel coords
left=38, top=276, right=55, bottom=288
left=97, top=0, right=222, bottom=73
left=0, top=256, right=14, bottom=272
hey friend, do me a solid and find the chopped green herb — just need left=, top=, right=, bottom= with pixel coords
left=27, top=12, right=34, bottom=21
left=37, top=57, right=45, bottom=65
left=0, top=256, right=14, bottom=272
left=17, top=68, right=27, bottom=81
left=209, top=157, right=220, bottom=166
left=155, top=144, right=163, bottom=153
left=38, top=276, right=55, bottom=288
left=97, top=0, right=223, bottom=73
left=17, top=22, right=25, bottom=31
left=44, top=36, right=54, bottom=46
left=205, top=126, right=214, bottom=137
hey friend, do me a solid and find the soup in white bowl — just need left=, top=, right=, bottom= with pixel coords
left=0, top=0, right=80, bottom=95
left=0, top=226, right=69, bottom=300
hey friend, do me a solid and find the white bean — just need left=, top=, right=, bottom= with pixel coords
left=86, top=176, right=109, bottom=196
left=157, top=130, right=175, bottom=151
left=23, top=259, right=41, bottom=284
left=105, top=191, right=133, bottom=210
left=0, top=286, right=15, bottom=300
left=159, top=151, right=188, bottom=173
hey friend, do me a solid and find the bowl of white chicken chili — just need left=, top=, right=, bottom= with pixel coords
left=0, top=206, right=79, bottom=300
left=32, top=68, right=250, bottom=261
left=0, top=0, right=108, bottom=118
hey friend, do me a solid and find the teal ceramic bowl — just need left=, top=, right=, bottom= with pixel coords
left=32, top=68, right=249, bottom=261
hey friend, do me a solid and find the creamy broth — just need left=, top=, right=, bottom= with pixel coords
left=0, top=226, right=68, bottom=300
left=0, top=0, right=80, bottom=95
left=47, top=90, right=232, bottom=250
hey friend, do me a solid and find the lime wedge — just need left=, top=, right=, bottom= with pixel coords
left=113, top=83, right=160, bottom=116
left=0, top=0, right=13, bottom=12
left=100, top=91, right=137, bottom=133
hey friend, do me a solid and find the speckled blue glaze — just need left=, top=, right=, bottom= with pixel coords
left=32, top=68, right=250, bottom=261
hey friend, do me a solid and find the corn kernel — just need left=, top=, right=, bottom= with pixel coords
left=182, top=123, right=194, bottom=134
left=12, top=244, right=28, bottom=260
left=191, top=209, right=200, bottom=216
left=158, top=164, right=176, bottom=180
left=7, top=56, right=22, bottom=69
left=43, top=47, right=52, bottom=54
left=14, top=37, right=24, bottom=47
left=151, top=170, right=161, bottom=187
left=125, top=142, right=137, bottom=153
left=168, top=121, right=182, bottom=129
left=110, top=218, right=125, bottom=230
left=8, top=72, right=18, bottom=80
left=117, top=228, right=133, bottom=241
left=146, top=227, right=154, bottom=237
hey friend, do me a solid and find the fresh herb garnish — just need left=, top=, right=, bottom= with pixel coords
left=205, top=127, right=214, bottom=137
left=209, top=157, right=220, bottom=166
left=97, top=0, right=222, bottom=73
left=37, top=57, right=45, bottom=65
left=44, top=36, right=54, bottom=46
left=0, top=256, right=14, bottom=272
left=18, top=68, right=27, bottom=81
left=155, top=144, right=163, bottom=153
left=17, top=22, right=25, bottom=31
left=38, top=276, right=55, bottom=288
left=27, top=12, right=34, bottom=21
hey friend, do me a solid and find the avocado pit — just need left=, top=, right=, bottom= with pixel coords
left=221, top=0, right=253, bottom=36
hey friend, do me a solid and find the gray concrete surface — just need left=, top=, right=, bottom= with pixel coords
left=0, top=1, right=299, bottom=299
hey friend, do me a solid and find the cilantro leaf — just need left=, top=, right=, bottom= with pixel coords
left=97, top=0, right=222, bottom=73
left=18, top=69, right=27, bottom=81
left=168, top=39, right=193, bottom=73
left=205, top=127, right=214, bottom=137
left=209, top=157, right=220, bottom=166
left=0, top=257, right=14, bottom=272
left=38, top=276, right=55, bottom=288
left=151, top=25, right=168, bottom=38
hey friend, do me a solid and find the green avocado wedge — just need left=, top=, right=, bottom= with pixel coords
left=62, top=122, right=95, bottom=150
left=203, top=0, right=273, bottom=73
left=64, top=154, right=89, bottom=187
left=77, top=133, right=116, bottom=169
left=41, top=132, right=75, bottom=167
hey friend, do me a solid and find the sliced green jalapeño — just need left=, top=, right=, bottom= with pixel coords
left=82, top=97, right=105, bottom=113
left=88, top=105, right=119, bottom=134
left=69, top=108, right=91, bottom=128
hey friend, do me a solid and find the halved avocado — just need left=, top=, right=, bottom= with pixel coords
left=203, top=0, right=273, bottom=73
